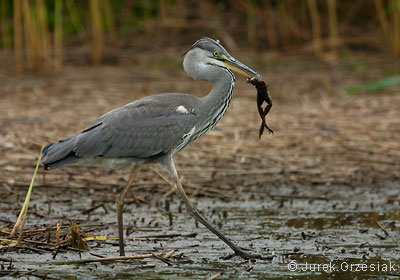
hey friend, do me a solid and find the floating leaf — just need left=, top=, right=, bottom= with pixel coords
left=84, top=234, right=108, bottom=241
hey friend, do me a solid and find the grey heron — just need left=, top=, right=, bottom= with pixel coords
left=42, top=37, right=261, bottom=259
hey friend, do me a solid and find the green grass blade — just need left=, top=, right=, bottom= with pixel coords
left=10, top=145, right=44, bottom=238
left=345, top=76, right=400, bottom=94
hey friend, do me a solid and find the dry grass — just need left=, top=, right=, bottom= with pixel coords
left=1, top=55, right=399, bottom=200
left=3, top=0, right=400, bottom=75
left=0, top=53, right=399, bottom=278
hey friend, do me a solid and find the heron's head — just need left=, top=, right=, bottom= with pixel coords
left=183, top=37, right=258, bottom=81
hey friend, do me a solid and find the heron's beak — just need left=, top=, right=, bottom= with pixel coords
left=220, top=55, right=259, bottom=78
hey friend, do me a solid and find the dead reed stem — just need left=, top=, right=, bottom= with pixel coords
left=374, top=0, right=389, bottom=39
left=1, top=0, right=11, bottom=49
left=101, top=0, right=115, bottom=41
left=339, top=0, right=363, bottom=32
left=277, top=1, right=289, bottom=43
left=391, top=0, right=400, bottom=55
left=142, top=0, right=153, bottom=37
left=54, top=0, right=63, bottom=72
left=4, top=0, right=400, bottom=75
left=205, top=272, right=222, bottom=280
left=327, top=0, right=339, bottom=53
left=307, top=0, right=322, bottom=56
left=22, top=0, right=37, bottom=70
left=247, top=0, right=257, bottom=48
left=66, top=0, right=86, bottom=40
left=263, top=0, right=277, bottom=49
left=374, top=0, right=400, bottom=56
left=171, top=0, right=186, bottom=29
left=53, top=253, right=155, bottom=264
left=90, top=0, right=103, bottom=64
left=56, top=223, right=61, bottom=247
left=37, top=0, right=51, bottom=71
left=13, top=0, right=23, bottom=76
left=284, top=0, right=296, bottom=41
left=159, top=0, right=167, bottom=22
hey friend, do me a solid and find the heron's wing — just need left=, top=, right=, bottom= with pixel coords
left=73, top=94, right=199, bottom=159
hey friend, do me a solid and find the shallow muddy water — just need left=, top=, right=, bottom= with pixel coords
left=1, top=182, right=399, bottom=279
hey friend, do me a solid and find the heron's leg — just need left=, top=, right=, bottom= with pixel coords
left=161, top=156, right=260, bottom=260
left=116, top=165, right=141, bottom=256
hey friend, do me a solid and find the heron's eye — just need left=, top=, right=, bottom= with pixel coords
left=213, top=51, right=219, bottom=57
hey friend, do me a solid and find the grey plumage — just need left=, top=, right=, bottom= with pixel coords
left=42, top=38, right=241, bottom=171
left=41, top=37, right=261, bottom=259
left=42, top=94, right=201, bottom=169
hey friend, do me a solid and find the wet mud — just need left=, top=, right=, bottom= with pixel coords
left=1, top=181, right=399, bottom=279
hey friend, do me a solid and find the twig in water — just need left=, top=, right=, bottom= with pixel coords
left=81, top=203, right=106, bottom=214
left=152, top=253, right=174, bottom=266
left=55, top=223, right=61, bottom=247
left=52, top=246, right=61, bottom=260
left=135, top=233, right=197, bottom=239
left=162, top=249, right=175, bottom=259
left=0, top=256, right=13, bottom=262
left=375, top=221, right=389, bottom=240
left=205, top=272, right=222, bottom=280
left=52, top=253, right=155, bottom=264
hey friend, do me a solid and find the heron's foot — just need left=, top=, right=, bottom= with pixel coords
left=221, top=248, right=262, bottom=260
left=235, top=249, right=262, bottom=260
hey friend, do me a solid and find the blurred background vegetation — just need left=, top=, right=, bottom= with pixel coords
left=1, top=0, right=399, bottom=76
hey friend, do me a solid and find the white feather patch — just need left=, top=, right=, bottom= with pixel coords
left=183, top=126, right=196, bottom=139
left=175, top=105, right=189, bottom=114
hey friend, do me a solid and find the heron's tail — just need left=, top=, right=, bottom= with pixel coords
left=42, top=137, right=79, bottom=170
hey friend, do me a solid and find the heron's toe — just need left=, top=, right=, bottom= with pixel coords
left=235, top=249, right=261, bottom=260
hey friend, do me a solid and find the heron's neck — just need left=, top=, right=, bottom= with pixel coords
left=197, top=67, right=235, bottom=134
left=203, top=68, right=235, bottom=109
